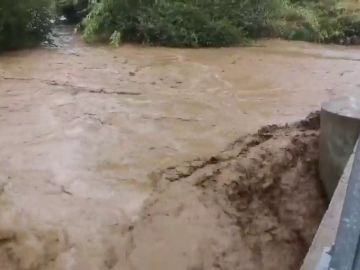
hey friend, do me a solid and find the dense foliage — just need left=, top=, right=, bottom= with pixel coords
left=0, top=0, right=52, bottom=50
left=1, top=0, right=360, bottom=50
left=81, top=0, right=360, bottom=47
left=82, top=0, right=279, bottom=46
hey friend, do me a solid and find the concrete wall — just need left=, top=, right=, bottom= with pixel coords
left=320, top=97, right=360, bottom=199
left=301, top=152, right=354, bottom=270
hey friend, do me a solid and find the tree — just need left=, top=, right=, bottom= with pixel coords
left=0, top=0, right=52, bottom=50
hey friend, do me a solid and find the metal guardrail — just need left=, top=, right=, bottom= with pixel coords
left=321, top=139, right=360, bottom=270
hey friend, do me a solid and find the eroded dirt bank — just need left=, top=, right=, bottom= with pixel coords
left=116, top=113, right=327, bottom=270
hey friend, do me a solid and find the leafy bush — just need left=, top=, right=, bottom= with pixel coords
left=278, top=4, right=322, bottom=41
left=336, top=12, right=360, bottom=40
left=82, top=0, right=360, bottom=47
left=0, top=0, right=52, bottom=51
left=82, top=0, right=283, bottom=47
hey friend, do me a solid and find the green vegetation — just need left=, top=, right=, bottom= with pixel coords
left=81, top=0, right=360, bottom=47
left=82, top=0, right=271, bottom=46
left=1, top=0, right=360, bottom=50
left=0, top=0, right=52, bottom=51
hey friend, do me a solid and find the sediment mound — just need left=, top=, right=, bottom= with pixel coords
left=116, top=112, right=327, bottom=270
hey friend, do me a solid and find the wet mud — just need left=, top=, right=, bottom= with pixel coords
left=117, top=113, right=326, bottom=270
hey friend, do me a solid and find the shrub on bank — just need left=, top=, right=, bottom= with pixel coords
left=284, top=0, right=360, bottom=44
left=82, top=0, right=289, bottom=47
left=81, top=0, right=360, bottom=47
left=0, top=0, right=52, bottom=50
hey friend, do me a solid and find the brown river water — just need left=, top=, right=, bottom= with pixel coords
left=0, top=26, right=359, bottom=269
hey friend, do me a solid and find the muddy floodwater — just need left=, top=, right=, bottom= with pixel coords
left=0, top=26, right=359, bottom=269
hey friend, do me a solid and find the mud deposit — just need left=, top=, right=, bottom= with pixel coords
left=112, top=113, right=326, bottom=270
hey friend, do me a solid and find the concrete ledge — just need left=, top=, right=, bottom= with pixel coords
left=301, top=151, right=354, bottom=270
